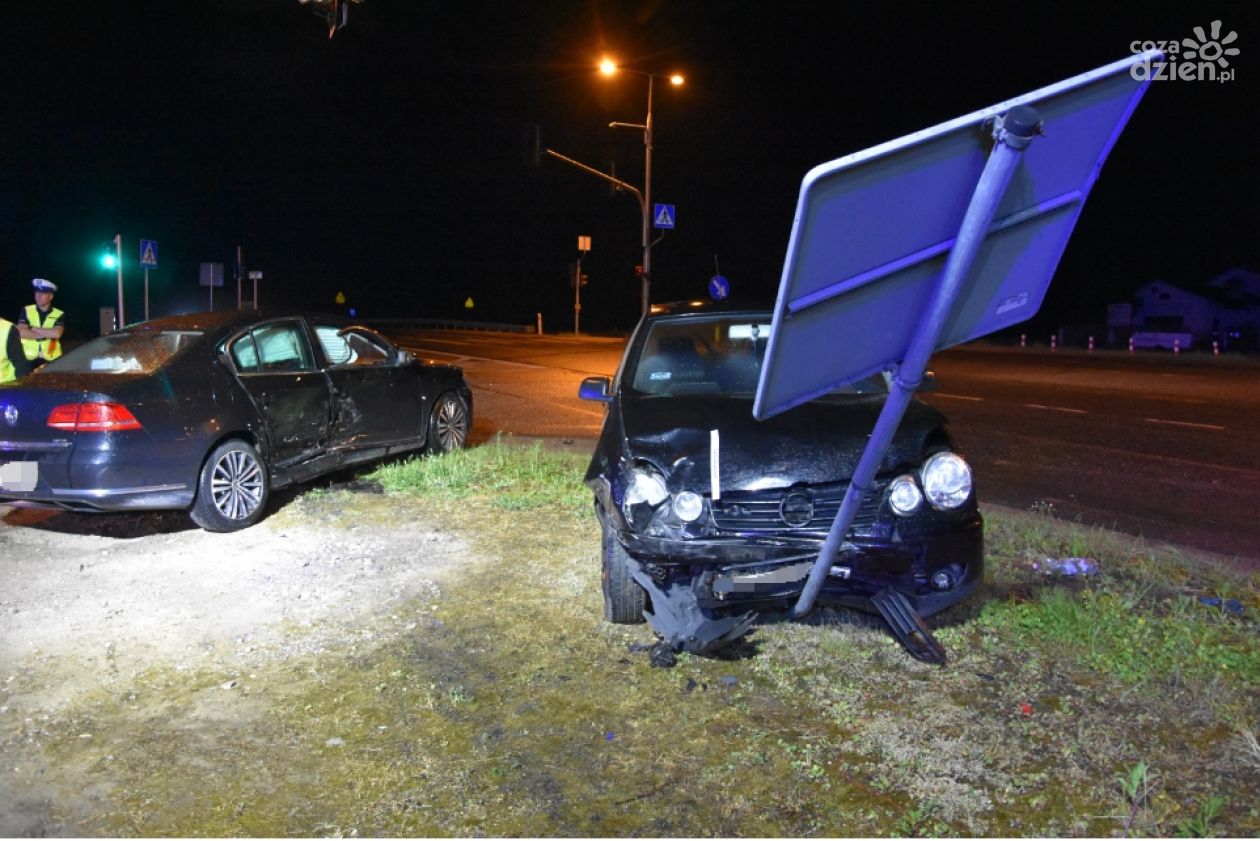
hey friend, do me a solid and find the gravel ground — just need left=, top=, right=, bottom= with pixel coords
left=0, top=489, right=468, bottom=836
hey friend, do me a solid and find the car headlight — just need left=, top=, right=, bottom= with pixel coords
left=887, top=474, right=923, bottom=516
left=672, top=490, right=705, bottom=523
left=920, top=451, right=972, bottom=510
left=622, top=468, right=669, bottom=516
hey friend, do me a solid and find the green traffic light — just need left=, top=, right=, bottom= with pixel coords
left=100, top=250, right=117, bottom=270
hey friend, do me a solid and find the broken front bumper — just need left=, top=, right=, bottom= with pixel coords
left=621, top=515, right=983, bottom=620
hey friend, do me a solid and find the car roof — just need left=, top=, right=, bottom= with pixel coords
left=126, top=310, right=352, bottom=335
left=645, top=299, right=771, bottom=320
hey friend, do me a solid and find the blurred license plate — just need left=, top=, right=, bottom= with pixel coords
left=0, top=461, right=38, bottom=492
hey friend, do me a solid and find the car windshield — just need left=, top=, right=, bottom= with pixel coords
left=36, top=330, right=203, bottom=376
left=628, top=316, right=889, bottom=398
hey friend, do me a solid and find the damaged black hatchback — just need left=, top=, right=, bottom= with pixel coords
left=579, top=301, right=982, bottom=655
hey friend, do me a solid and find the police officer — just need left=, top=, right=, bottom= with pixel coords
left=17, top=278, right=64, bottom=368
left=0, top=314, right=33, bottom=383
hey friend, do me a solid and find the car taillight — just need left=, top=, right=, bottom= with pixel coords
left=47, top=403, right=143, bottom=432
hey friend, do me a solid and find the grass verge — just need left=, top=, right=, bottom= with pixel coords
left=30, top=438, right=1260, bottom=835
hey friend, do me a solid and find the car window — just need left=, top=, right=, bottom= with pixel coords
left=630, top=318, right=773, bottom=396
left=628, top=316, right=887, bottom=398
left=36, top=330, right=202, bottom=376
left=315, top=326, right=391, bottom=367
left=227, top=334, right=260, bottom=373
left=222, top=322, right=315, bottom=374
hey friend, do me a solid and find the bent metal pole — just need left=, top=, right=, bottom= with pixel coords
left=792, top=105, right=1043, bottom=618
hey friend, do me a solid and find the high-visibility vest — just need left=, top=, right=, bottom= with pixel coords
left=0, top=320, right=16, bottom=383
left=21, top=304, right=63, bottom=361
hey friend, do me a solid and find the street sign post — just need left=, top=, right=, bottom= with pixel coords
left=653, top=203, right=675, bottom=229
left=200, top=262, right=224, bottom=311
left=708, top=274, right=730, bottom=300
left=140, top=239, right=157, bottom=321
left=575, top=235, right=591, bottom=335
left=754, top=51, right=1162, bottom=657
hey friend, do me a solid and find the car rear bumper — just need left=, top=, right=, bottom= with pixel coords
left=0, top=483, right=195, bottom=512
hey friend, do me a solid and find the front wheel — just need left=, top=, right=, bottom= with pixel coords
left=601, top=509, right=646, bottom=624
left=428, top=392, right=469, bottom=454
left=190, top=439, right=270, bottom=532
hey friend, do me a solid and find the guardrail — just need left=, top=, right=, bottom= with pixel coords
left=365, top=317, right=535, bottom=334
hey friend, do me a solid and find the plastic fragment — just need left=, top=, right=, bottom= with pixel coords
left=1197, top=596, right=1244, bottom=616
left=1033, top=557, right=1098, bottom=576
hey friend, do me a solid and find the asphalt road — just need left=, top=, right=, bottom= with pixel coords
left=391, top=328, right=1258, bottom=566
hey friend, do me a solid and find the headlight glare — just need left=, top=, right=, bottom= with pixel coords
left=920, top=451, right=972, bottom=510
left=623, top=469, right=668, bottom=510
left=672, top=490, right=705, bottom=522
left=888, top=474, right=923, bottom=516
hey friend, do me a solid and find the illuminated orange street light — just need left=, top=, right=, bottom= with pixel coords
left=599, top=57, right=684, bottom=317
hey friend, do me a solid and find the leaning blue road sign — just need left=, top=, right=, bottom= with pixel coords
left=140, top=239, right=158, bottom=269
left=653, top=203, right=676, bottom=229
left=753, top=51, right=1163, bottom=651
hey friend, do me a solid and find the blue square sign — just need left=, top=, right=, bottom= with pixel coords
left=653, top=203, right=675, bottom=229
left=140, top=239, right=158, bottom=269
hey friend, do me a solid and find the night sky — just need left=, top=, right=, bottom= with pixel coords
left=2, top=1, right=1256, bottom=338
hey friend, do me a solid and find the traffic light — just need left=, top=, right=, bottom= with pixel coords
left=100, top=243, right=118, bottom=270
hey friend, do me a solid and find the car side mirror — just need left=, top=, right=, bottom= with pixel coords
left=396, top=349, right=415, bottom=367
left=578, top=376, right=612, bottom=403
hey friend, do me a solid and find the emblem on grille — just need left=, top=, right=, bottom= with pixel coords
left=2, top=404, right=17, bottom=427
left=779, top=491, right=814, bottom=527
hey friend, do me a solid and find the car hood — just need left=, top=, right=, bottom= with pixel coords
left=616, top=394, right=947, bottom=492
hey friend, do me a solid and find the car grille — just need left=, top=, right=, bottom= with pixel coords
left=711, top=480, right=887, bottom=534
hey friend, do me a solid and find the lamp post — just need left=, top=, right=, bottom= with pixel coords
left=601, top=59, right=683, bottom=318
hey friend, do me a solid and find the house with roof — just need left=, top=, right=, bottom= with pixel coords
left=1123, top=268, right=1260, bottom=351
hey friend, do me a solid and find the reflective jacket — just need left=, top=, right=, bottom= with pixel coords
left=0, top=320, right=16, bottom=382
left=21, top=304, right=63, bottom=361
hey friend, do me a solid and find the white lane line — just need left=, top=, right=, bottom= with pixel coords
left=1143, top=418, right=1226, bottom=431
left=1025, top=403, right=1088, bottom=414
left=935, top=393, right=984, bottom=402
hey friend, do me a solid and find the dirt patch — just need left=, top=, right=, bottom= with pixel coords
left=0, top=488, right=467, bottom=837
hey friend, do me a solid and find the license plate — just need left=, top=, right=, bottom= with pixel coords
left=0, top=461, right=38, bottom=492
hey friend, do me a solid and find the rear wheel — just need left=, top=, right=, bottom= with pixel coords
left=428, top=392, right=469, bottom=453
left=190, top=439, right=269, bottom=532
left=601, top=509, right=646, bottom=623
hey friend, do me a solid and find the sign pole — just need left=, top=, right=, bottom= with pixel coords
left=792, top=108, right=1042, bottom=622
left=113, top=234, right=124, bottom=328
left=144, top=268, right=149, bottom=322
left=575, top=235, right=591, bottom=336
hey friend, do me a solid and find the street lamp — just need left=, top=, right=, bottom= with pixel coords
left=600, top=58, right=684, bottom=317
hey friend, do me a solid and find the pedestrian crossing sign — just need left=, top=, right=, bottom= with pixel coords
left=653, top=203, right=676, bottom=229
left=140, top=239, right=158, bottom=268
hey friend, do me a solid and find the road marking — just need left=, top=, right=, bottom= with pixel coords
left=1143, top=418, right=1226, bottom=431
left=1025, top=403, right=1088, bottom=414
left=935, top=393, right=983, bottom=402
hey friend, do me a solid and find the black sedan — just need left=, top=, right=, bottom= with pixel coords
left=579, top=301, right=982, bottom=655
left=0, top=311, right=471, bottom=531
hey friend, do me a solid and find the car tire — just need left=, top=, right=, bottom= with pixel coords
left=601, top=509, right=646, bottom=624
left=190, top=439, right=270, bottom=532
left=428, top=391, right=469, bottom=454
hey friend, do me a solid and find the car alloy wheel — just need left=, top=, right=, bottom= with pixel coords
left=211, top=448, right=265, bottom=520
left=430, top=393, right=469, bottom=453
left=190, top=439, right=270, bottom=532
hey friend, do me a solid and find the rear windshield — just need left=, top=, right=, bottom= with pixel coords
left=36, top=331, right=203, bottom=376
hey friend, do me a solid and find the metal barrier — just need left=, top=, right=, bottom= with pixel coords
left=365, top=317, right=535, bottom=334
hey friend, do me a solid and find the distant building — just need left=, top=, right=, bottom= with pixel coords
left=1205, top=268, right=1260, bottom=350
left=1121, top=268, right=1260, bottom=351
